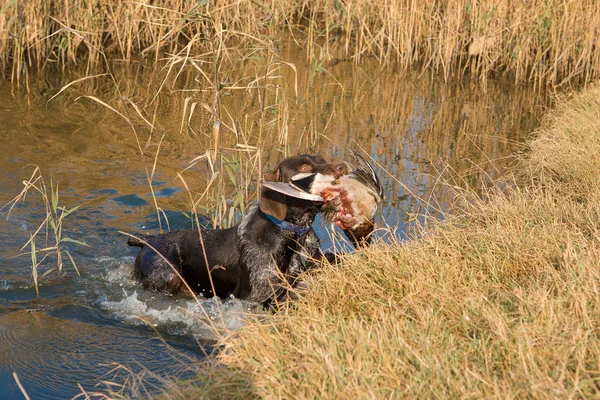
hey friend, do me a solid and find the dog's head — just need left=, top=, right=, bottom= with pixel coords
left=259, top=155, right=349, bottom=225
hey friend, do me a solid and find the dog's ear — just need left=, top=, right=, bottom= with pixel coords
left=264, top=169, right=282, bottom=183
left=259, top=186, right=287, bottom=221
left=260, top=170, right=287, bottom=220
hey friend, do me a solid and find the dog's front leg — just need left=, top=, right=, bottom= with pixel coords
left=244, top=260, right=287, bottom=304
left=288, top=230, right=321, bottom=278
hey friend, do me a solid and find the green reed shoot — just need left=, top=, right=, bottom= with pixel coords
left=3, top=166, right=88, bottom=296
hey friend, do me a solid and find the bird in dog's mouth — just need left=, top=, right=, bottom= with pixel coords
left=261, top=152, right=383, bottom=247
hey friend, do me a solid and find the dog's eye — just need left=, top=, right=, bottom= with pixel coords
left=300, top=164, right=312, bottom=172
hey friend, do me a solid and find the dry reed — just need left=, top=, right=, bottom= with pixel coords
left=1, top=1, right=599, bottom=88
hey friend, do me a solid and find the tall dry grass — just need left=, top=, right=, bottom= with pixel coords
left=1, top=0, right=599, bottom=88
left=160, top=86, right=600, bottom=398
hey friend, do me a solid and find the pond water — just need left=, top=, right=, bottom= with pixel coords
left=0, top=48, right=549, bottom=398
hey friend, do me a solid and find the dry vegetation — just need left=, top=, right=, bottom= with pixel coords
left=1, top=0, right=599, bottom=87
left=158, top=85, right=600, bottom=398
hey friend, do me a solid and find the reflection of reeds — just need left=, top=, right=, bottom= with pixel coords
left=41, top=41, right=548, bottom=233
left=1, top=1, right=599, bottom=87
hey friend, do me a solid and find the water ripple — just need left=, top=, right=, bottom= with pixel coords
left=0, top=311, right=198, bottom=399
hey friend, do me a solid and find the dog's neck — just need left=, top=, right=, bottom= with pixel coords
left=263, top=212, right=312, bottom=236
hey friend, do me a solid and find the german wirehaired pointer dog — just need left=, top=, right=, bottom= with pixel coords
left=127, top=155, right=348, bottom=305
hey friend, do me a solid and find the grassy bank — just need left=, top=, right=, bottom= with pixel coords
left=161, top=85, right=600, bottom=398
left=1, top=0, right=599, bottom=87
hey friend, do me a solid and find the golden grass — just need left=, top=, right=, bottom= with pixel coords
left=2, top=0, right=600, bottom=87
left=159, top=86, right=600, bottom=398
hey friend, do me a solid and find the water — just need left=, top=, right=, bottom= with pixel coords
left=0, top=50, right=550, bottom=398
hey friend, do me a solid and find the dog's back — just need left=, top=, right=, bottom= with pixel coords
left=130, top=227, right=242, bottom=297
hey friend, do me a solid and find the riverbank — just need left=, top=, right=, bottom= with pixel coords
left=165, top=85, right=600, bottom=398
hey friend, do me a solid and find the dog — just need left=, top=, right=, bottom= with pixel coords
left=127, top=155, right=348, bottom=305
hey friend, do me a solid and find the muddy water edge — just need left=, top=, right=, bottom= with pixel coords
left=0, top=47, right=550, bottom=398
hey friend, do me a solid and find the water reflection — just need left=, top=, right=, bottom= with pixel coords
left=0, top=310, right=197, bottom=399
left=2, top=61, right=548, bottom=230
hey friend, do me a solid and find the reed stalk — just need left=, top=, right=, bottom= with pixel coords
left=2, top=167, right=88, bottom=296
left=1, top=1, right=599, bottom=88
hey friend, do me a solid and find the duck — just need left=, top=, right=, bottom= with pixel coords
left=311, top=152, right=384, bottom=247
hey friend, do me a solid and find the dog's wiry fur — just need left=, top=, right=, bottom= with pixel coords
left=128, top=155, right=347, bottom=305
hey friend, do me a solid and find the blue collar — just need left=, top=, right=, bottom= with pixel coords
left=265, top=213, right=312, bottom=236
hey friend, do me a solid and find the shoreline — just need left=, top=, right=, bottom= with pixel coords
left=165, top=85, right=600, bottom=398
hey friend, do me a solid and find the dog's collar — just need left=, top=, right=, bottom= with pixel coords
left=265, top=213, right=312, bottom=236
